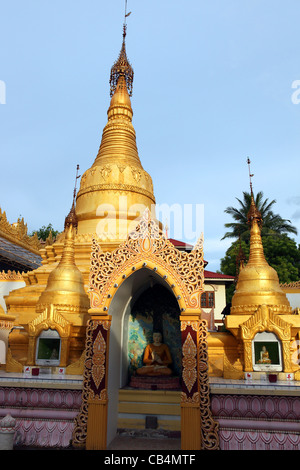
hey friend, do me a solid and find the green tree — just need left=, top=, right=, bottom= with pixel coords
left=31, top=223, right=59, bottom=241
left=222, top=191, right=297, bottom=241
left=221, top=234, right=300, bottom=302
left=221, top=191, right=299, bottom=303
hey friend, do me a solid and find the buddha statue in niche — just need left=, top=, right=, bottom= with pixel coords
left=258, top=345, right=272, bottom=364
left=136, top=331, right=172, bottom=376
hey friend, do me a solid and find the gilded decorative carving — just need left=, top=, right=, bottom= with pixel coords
left=281, top=281, right=300, bottom=289
left=100, top=165, right=112, bottom=180
left=182, top=332, right=197, bottom=394
left=241, top=305, right=291, bottom=341
left=118, top=164, right=126, bottom=173
left=36, top=302, right=87, bottom=316
left=77, top=182, right=155, bottom=202
left=198, top=319, right=220, bottom=450
left=72, top=318, right=111, bottom=448
left=240, top=305, right=293, bottom=372
left=231, top=304, right=291, bottom=316
left=0, top=207, right=42, bottom=253
left=0, top=270, right=24, bottom=280
left=109, top=24, right=133, bottom=97
left=180, top=318, right=219, bottom=450
left=91, top=329, right=106, bottom=389
left=28, top=305, right=71, bottom=337
left=131, top=168, right=141, bottom=183
left=0, top=319, right=15, bottom=330
left=89, top=209, right=204, bottom=311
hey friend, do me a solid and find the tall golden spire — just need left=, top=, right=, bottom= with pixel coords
left=75, top=16, right=156, bottom=241
left=230, top=159, right=291, bottom=315
left=110, top=0, right=133, bottom=97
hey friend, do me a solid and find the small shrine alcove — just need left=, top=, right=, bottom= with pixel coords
left=103, top=267, right=181, bottom=444
left=252, top=331, right=282, bottom=372
left=72, top=210, right=220, bottom=451
left=128, top=283, right=181, bottom=380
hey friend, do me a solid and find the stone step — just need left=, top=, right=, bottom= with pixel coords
left=117, top=388, right=181, bottom=431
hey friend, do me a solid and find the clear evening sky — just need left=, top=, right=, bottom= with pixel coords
left=1, top=1, right=300, bottom=272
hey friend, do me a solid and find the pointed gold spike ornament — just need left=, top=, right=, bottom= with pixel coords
left=109, top=23, right=134, bottom=97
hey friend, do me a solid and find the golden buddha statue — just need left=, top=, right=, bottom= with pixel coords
left=136, top=332, right=172, bottom=376
left=258, top=346, right=272, bottom=364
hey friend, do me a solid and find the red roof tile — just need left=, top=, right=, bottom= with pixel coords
left=204, top=270, right=234, bottom=280
left=168, top=238, right=193, bottom=248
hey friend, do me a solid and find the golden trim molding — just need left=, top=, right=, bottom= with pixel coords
left=0, top=270, right=24, bottom=281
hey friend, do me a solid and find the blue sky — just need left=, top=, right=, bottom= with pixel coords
left=1, top=0, right=300, bottom=272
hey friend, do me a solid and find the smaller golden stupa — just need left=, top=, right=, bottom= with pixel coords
left=225, top=164, right=300, bottom=378
left=7, top=197, right=90, bottom=373
left=230, top=192, right=292, bottom=316
left=36, top=200, right=89, bottom=315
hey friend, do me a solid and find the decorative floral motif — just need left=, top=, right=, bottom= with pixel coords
left=89, top=209, right=204, bottom=310
left=72, top=318, right=111, bottom=448
left=91, top=330, right=106, bottom=389
left=181, top=319, right=220, bottom=450
left=182, top=333, right=197, bottom=393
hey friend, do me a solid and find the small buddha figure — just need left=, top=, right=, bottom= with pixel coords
left=136, top=332, right=172, bottom=376
left=258, top=345, right=272, bottom=364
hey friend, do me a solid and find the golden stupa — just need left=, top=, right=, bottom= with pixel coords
left=230, top=192, right=292, bottom=316
left=76, top=25, right=156, bottom=242
left=224, top=186, right=300, bottom=378
left=5, top=24, right=156, bottom=372
left=36, top=202, right=89, bottom=313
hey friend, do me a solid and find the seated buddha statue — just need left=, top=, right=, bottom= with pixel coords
left=136, top=332, right=172, bottom=376
left=258, top=345, right=272, bottom=364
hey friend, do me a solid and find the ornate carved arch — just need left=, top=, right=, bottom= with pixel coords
left=88, top=209, right=205, bottom=314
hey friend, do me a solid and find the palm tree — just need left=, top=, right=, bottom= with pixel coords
left=222, top=191, right=298, bottom=241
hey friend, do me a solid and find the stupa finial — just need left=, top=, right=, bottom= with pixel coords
left=247, top=157, right=254, bottom=197
left=109, top=0, right=134, bottom=97
left=246, top=158, right=262, bottom=227
left=64, top=164, right=80, bottom=230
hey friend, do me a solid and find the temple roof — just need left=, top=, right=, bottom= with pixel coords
left=204, top=270, right=235, bottom=282
left=0, top=235, right=42, bottom=272
left=168, top=238, right=193, bottom=251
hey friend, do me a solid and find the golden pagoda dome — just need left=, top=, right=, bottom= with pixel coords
left=75, top=25, right=156, bottom=242
left=35, top=202, right=90, bottom=313
left=230, top=193, right=292, bottom=315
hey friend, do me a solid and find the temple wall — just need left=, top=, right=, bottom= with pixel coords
left=211, top=392, right=300, bottom=450
left=0, top=381, right=82, bottom=448
left=0, top=376, right=299, bottom=450
left=0, top=279, right=25, bottom=313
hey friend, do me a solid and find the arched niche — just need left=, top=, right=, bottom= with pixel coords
left=35, top=329, right=61, bottom=367
left=128, top=283, right=181, bottom=378
left=105, top=267, right=181, bottom=444
left=252, top=331, right=283, bottom=372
